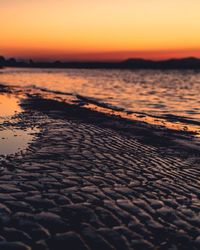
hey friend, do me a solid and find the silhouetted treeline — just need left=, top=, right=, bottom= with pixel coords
left=1, top=55, right=200, bottom=69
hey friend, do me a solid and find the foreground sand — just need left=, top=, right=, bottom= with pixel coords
left=0, top=87, right=200, bottom=250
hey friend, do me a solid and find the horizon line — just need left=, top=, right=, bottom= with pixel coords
left=2, top=48, right=200, bottom=62
left=1, top=55, right=200, bottom=63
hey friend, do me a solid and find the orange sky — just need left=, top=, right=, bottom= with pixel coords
left=1, top=0, right=200, bottom=61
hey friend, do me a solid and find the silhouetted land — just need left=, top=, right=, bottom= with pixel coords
left=1, top=55, right=200, bottom=69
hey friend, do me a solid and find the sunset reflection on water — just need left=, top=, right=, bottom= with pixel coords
left=0, top=93, right=38, bottom=155
left=1, top=68, right=200, bottom=136
left=0, top=93, right=21, bottom=117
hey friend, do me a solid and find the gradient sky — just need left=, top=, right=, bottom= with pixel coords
left=1, top=0, right=200, bottom=61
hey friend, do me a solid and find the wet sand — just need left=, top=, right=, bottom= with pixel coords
left=0, top=85, right=200, bottom=250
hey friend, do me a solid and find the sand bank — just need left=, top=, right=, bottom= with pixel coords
left=0, top=85, right=199, bottom=249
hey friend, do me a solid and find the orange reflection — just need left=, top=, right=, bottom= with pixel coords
left=0, top=94, right=21, bottom=117
left=84, top=104, right=200, bottom=137
left=1, top=68, right=200, bottom=137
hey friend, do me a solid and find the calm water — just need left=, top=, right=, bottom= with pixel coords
left=1, top=68, right=200, bottom=134
left=0, top=94, right=37, bottom=155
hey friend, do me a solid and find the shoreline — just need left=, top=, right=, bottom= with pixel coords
left=2, top=57, right=200, bottom=70
left=1, top=67, right=200, bottom=138
left=0, top=85, right=200, bottom=249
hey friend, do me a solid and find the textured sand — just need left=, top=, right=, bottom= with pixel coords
left=0, top=88, right=199, bottom=250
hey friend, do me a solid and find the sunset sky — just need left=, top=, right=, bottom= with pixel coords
left=1, top=0, right=200, bottom=61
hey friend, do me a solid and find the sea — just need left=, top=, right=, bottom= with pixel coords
left=1, top=67, right=200, bottom=136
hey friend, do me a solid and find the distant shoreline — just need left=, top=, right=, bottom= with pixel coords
left=1, top=56, right=200, bottom=69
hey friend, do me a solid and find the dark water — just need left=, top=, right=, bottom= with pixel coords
left=1, top=68, right=200, bottom=135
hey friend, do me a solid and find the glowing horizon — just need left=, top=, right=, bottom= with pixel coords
left=1, top=0, right=200, bottom=61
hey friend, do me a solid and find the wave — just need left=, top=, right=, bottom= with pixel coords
left=24, top=84, right=125, bottom=111
left=25, top=85, right=73, bottom=96
left=0, top=81, right=198, bottom=135
left=24, top=84, right=200, bottom=128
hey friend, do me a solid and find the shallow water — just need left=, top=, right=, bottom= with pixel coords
left=0, top=128, right=36, bottom=155
left=1, top=68, right=200, bottom=134
left=0, top=93, right=21, bottom=117
left=0, top=94, right=37, bottom=155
